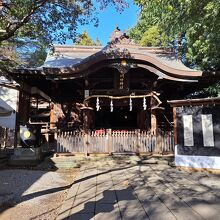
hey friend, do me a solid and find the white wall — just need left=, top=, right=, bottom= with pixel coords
left=175, top=145, right=220, bottom=169
left=0, top=83, right=18, bottom=129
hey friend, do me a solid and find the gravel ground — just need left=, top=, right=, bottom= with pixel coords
left=0, top=168, right=78, bottom=220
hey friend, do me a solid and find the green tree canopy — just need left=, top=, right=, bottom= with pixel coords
left=0, top=0, right=121, bottom=68
left=75, top=31, right=102, bottom=46
left=129, top=0, right=220, bottom=71
left=0, top=0, right=127, bottom=45
left=0, top=39, right=47, bottom=71
left=0, top=41, right=20, bottom=69
left=140, top=26, right=161, bottom=47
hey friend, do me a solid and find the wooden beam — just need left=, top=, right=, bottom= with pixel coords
left=168, top=97, right=220, bottom=107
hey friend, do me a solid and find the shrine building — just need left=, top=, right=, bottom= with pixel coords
left=5, top=27, right=220, bottom=165
left=12, top=28, right=218, bottom=132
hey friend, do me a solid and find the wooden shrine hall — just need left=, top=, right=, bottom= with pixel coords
left=7, top=27, right=220, bottom=154
left=12, top=28, right=219, bottom=132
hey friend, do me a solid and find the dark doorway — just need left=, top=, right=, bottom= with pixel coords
left=95, top=107, right=137, bottom=129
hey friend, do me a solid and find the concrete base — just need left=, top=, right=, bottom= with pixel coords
left=9, top=147, right=42, bottom=166
left=43, top=156, right=81, bottom=169
left=175, top=146, right=220, bottom=169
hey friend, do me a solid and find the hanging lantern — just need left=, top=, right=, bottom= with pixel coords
left=129, top=97, right=132, bottom=111
left=143, top=96, right=147, bottom=110
left=96, top=97, right=100, bottom=111
left=110, top=99, right=113, bottom=112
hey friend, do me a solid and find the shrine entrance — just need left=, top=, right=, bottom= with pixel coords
left=83, top=94, right=154, bottom=131
left=54, top=93, right=174, bottom=154
left=50, top=62, right=175, bottom=154
left=95, top=106, right=138, bottom=130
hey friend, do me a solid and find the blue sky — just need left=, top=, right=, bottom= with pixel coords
left=66, top=0, right=140, bottom=45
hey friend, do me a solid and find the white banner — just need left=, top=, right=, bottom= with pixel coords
left=201, top=114, right=214, bottom=147
left=183, top=115, right=194, bottom=146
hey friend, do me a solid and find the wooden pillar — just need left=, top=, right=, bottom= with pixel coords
left=84, top=133, right=90, bottom=156
left=151, top=95, right=163, bottom=153
left=150, top=96, right=158, bottom=135
left=50, top=103, right=57, bottom=129
left=151, top=109, right=162, bottom=153
left=82, top=109, right=91, bottom=156
left=173, top=107, right=177, bottom=145
left=151, top=110, right=157, bottom=135
left=83, top=109, right=90, bottom=132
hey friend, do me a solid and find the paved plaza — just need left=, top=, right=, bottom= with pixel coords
left=57, top=162, right=220, bottom=220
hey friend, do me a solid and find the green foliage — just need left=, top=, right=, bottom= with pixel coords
left=75, top=31, right=102, bottom=46
left=0, top=39, right=47, bottom=68
left=0, top=0, right=122, bottom=69
left=75, top=31, right=95, bottom=46
left=204, top=83, right=220, bottom=97
left=16, top=40, right=47, bottom=67
left=129, top=0, right=220, bottom=71
left=0, top=0, right=127, bottom=45
left=140, top=26, right=160, bottom=46
left=0, top=41, right=21, bottom=67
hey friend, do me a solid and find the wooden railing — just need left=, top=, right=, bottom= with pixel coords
left=55, top=130, right=174, bottom=154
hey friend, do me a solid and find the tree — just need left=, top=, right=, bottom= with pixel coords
left=0, top=0, right=123, bottom=68
left=128, top=1, right=163, bottom=43
left=16, top=39, right=47, bottom=67
left=75, top=31, right=96, bottom=46
left=140, top=26, right=161, bottom=47
left=0, top=0, right=127, bottom=45
left=0, top=39, right=47, bottom=71
left=0, top=41, right=20, bottom=68
left=75, top=31, right=102, bottom=46
left=129, top=0, right=220, bottom=71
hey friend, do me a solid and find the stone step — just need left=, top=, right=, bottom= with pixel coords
left=38, top=156, right=81, bottom=170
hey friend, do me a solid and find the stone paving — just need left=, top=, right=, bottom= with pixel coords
left=57, top=163, right=220, bottom=220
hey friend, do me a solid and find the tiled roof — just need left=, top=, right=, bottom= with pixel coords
left=41, top=44, right=197, bottom=73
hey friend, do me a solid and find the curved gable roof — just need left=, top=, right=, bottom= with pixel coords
left=41, top=44, right=202, bottom=81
